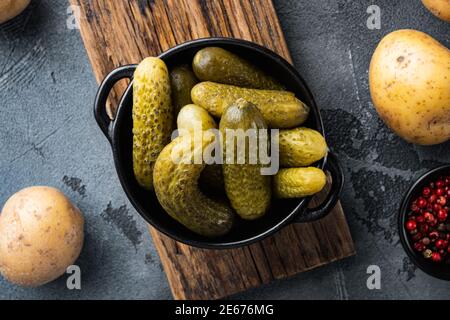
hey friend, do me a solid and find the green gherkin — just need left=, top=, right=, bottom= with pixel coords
left=132, top=57, right=173, bottom=190
left=191, top=81, right=310, bottom=128
left=153, top=132, right=234, bottom=237
left=193, top=47, right=284, bottom=90
left=170, top=64, right=198, bottom=115
left=273, top=167, right=326, bottom=198
left=279, top=127, right=328, bottom=167
left=220, top=99, right=272, bottom=220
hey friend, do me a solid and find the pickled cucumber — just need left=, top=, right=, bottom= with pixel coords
left=170, top=64, right=198, bottom=114
left=220, top=99, right=271, bottom=220
left=177, top=104, right=217, bottom=135
left=192, top=82, right=309, bottom=128
left=153, top=132, right=234, bottom=237
left=273, top=167, right=326, bottom=198
left=133, top=57, right=173, bottom=190
left=279, top=127, right=328, bottom=167
left=193, top=47, right=283, bottom=90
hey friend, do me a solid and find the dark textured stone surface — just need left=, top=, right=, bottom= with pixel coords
left=0, top=0, right=449, bottom=299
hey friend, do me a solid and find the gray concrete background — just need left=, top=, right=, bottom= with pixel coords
left=0, top=0, right=449, bottom=299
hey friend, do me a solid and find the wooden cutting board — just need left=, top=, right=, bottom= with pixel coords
left=71, top=0, right=355, bottom=300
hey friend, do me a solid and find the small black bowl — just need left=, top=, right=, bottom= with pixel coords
left=399, top=165, right=450, bottom=280
left=94, top=37, right=344, bottom=249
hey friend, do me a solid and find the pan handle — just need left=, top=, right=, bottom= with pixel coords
left=292, top=152, right=344, bottom=223
left=94, top=64, right=137, bottom=142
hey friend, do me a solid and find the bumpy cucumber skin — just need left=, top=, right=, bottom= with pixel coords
left=153, top=133, right=234, bottom=237
left=177, top=104, right=217, bottom=135
left=273, top=167, right=326, bottom=198
left=220, top=99, right=271, bottom=220
left=192, top=82, right=309, bottom=128
left=193, top=47, right=284, bottom=90
left=133, top=57, right=173, bottom=190
left=170, top=64, right=198, bottom=114
left=177, top=104, right=222, bottom=195
left=279, top=127, right=328, bottom=167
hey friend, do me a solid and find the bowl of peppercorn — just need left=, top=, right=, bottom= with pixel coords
left=399, top=165, right=450, bottom=280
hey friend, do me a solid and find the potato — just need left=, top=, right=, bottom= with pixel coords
left=422, top=0, right=450, bottom=23
left=369, top=29, right=450, bottom=145
left=0, top=0, right=30, bottom=24
left=177, top=104, right=217, bottom=135
left=0, top=186, right=84, bottom=287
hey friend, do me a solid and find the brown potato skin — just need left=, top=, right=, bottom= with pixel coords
left=422, top=0, right=450, bottom=23
left=369, top=29, right=450, bottom=145
left=0, top=0, right=30, bottom=24
left=0, top=186, right=84, bottom=287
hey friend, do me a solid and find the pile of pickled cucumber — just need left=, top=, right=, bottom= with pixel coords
left=132, top=47, right=329, bottom=237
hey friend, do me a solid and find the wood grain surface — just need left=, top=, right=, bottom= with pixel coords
left=70, top=0, right=355, bottom=300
